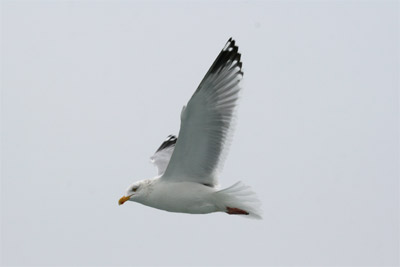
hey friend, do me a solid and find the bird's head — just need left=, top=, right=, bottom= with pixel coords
left=118, top=180, right=148, bottom=205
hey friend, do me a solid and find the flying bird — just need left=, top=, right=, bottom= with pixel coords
left=119, top=38, right=261, bottom=218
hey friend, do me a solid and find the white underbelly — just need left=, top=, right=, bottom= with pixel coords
left=139, top=181, right=219, bottom=214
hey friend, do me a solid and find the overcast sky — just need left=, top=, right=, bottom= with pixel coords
left=1, top=1, right=399, bottom=266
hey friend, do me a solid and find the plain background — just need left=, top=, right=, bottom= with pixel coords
left=1, top=1, right=399, bottom=266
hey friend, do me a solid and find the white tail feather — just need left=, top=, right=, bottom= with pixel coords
left=215, top=181, right=262, bottom=219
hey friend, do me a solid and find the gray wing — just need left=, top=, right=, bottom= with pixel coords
left=150, top=135, right=177, bottom=176
left=161, top=38, right=243, bottom=186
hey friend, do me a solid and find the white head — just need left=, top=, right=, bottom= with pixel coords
left=118, top=179, right=152, bottom=205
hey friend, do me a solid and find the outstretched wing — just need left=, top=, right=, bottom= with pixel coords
left=150, top=135, right=177, bottom=176
left=162, top=38, right=243, bottom=187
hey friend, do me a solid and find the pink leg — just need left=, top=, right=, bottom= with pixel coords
left=226, top=207, right=249, bottom=215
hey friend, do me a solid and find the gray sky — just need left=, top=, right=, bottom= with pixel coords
left=1, top=1, right=398, bottom=266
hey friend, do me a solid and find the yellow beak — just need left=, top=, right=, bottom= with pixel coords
left=118, top=195, right=130, bottom=205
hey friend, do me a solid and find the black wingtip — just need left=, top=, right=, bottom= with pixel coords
left=206, top=38, right=243, bottom=75
left=237, top=61, right=243, bottom=70
left=224, top=38, right=236, bottom=50
left=155, top=135, right=177, bottom=153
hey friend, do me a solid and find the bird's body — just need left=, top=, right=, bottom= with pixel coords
left=134, top=179, right=219, bottom=214
left=119, top=38, right=262, bottom=219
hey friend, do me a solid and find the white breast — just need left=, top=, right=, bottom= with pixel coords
left=138, top=180, right=219, bottom=214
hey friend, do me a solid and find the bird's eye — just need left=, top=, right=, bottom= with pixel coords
left=132, top=187, right=137, bottom=192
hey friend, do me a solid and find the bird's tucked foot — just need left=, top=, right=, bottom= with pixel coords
left=226, top=207, right=249, bottom=215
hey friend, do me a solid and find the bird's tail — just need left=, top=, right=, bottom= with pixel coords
left=215, top=181, right=262, bottom=219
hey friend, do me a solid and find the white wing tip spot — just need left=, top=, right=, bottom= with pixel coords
left=223, top=39, right=233, bottom=51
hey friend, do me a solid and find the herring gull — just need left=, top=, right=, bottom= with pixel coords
left=118, top=38, right=262, bottom=219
